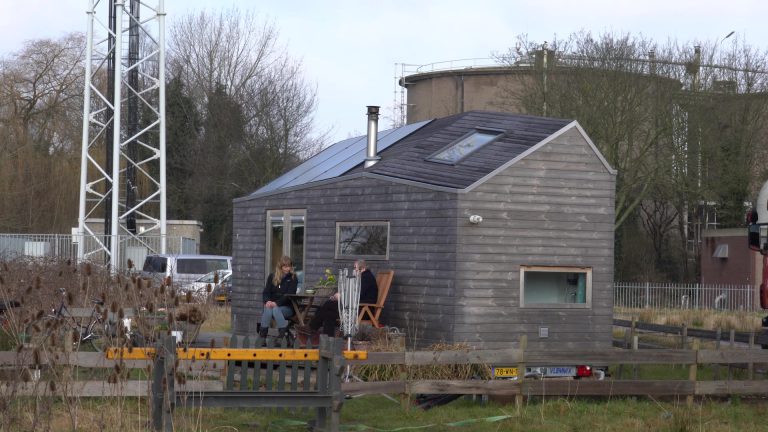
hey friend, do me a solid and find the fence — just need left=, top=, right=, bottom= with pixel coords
left=614, top=282, right=756, bottom=312
left=0, top=234, right=196, bottom=270
left=4, top=337, right=768, bottom=403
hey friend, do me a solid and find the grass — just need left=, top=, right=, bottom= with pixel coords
left=9, top=394, right=768, bottom=431
left=615, top=308, right=764, bottom=332
left=199, top=305, right=231, bottom=333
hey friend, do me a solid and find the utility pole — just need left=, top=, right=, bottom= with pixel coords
left=77, top=0, right=167, bottom=270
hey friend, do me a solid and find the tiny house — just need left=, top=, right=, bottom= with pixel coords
left=231, top=109, right=616, bottom=350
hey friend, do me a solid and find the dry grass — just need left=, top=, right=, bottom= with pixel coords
left=199, top=305, right=231, bottom=333
left=353, top=334, right=492, bottom=382
left=0, top=257, right=222, bottom=431
left=615, top=307, right=764, bottom=332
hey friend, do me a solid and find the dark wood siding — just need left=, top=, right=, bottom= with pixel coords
left=456, top=128, right=616, bottom=350
left=232, top=177, right=459, bottom=345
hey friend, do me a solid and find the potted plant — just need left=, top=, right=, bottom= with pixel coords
left=310, top=268, right=337, bottom=295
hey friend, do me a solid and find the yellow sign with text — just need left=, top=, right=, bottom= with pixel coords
left=493, top=367, right=518, bottom=378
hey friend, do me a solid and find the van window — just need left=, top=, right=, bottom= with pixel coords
left=176, top=258, right=229, bottom=275
left=142, top=256, right=167, bottom=273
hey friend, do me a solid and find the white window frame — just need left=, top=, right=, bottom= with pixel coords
left=519, top=265, right=592, bottom=309
left=265, top=209, right=306, bottom=281
left=335, top=221, right=390, bottom=260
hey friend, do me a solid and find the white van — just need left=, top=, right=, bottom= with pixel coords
left=140, top=254, right=232, bottom=287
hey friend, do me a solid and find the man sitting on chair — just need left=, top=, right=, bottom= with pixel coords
left=306, top=259, right=378, bottom=337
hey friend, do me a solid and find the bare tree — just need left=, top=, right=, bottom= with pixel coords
left=0, top=34, right=85, bottom=233
left=497, top=31, right=768, bottom=281
left=167, top=9, right=324, bottom=253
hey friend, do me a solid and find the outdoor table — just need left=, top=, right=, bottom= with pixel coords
left=286, top=292, right=329, bottom=326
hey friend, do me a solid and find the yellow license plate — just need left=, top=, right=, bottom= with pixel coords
left=493, top=367, right=518, bottom=378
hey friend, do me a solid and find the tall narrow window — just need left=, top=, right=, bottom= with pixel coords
left=267, top=210, right=306, bottom=288
left=520, top=266, right=592, bottom=308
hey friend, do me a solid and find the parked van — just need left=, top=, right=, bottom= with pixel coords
left=140, top=254, right=232, bottom=287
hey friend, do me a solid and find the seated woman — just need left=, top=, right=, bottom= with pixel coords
left=307, top=259, right=378, bottom=337
left=259, top=255, right=298, bottom=339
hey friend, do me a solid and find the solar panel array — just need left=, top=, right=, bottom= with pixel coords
left=252, top=120, right=431, bottom=196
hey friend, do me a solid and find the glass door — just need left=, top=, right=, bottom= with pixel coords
left=266, top=209, right=306, bottom=289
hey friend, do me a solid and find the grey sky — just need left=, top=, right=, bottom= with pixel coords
left=1, top=0, right=767, bottom=143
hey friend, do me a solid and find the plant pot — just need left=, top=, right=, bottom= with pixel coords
left=351, top=340, right=371, bottom=351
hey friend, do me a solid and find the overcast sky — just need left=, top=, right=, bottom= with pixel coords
left=2, top=0, right=767, bottom=143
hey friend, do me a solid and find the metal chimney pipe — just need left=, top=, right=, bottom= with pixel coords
left=364, top=105, right=380, bottom=168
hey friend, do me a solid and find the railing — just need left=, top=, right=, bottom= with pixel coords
left=0, top=233, right=195, bottom=270
left=402, top=58, right=501, bottom=75
left=614, top=282, right=756, bottom=312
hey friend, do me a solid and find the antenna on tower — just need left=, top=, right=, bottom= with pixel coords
left=77, top=0, right=167, bottom=269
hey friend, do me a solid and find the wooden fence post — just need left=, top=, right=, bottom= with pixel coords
left=728, top=329, right=735, bottom=380
left=681, top=324, right=688, bottom=349
left=151, top=337, right=165, bottom=431
left=687, top=339, right=699, bottom=408
left=713, top=328, right=721, bottom=381
left=632, top=336, right=639, bottom=380
left=151, top=335, right=176, bottom=432
left=516, top=334, right=527, bottom=413
left=748, top=331, right=755, bottom=380
left=618, top=328, right=631, bottom=379
left=164, top=334, right=176, bottom=432
left=329, top=337, right=345, bottom=432
left=316, top=335, right=330, bottom=430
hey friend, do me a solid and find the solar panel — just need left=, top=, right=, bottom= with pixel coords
left=253, top=120, right=430, bottom=196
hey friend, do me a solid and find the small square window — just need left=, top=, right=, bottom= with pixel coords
left=520, top=266, right=592, bottom=308
left=427, top=129, right=503, bottom=164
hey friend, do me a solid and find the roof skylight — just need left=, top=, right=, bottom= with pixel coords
left=428, top=129, right=502, bottom=164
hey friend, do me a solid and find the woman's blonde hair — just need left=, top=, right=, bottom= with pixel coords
left=273, top=256, right=293, bottom=286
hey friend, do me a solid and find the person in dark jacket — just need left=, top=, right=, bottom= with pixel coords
left=306, top=259, right=378, bottom=337
left=259, top=255, right=298, bottom=339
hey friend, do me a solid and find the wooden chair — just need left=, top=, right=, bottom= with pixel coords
left=357, top=270, right=394, bottom=328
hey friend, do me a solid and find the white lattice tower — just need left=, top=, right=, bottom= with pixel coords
left=77, top=0, right=167, bottom=268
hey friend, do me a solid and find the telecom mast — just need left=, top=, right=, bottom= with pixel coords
left=77, top=0, right=167, bottom=268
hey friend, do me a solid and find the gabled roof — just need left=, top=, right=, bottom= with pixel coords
left=248, top=111, right=614, bottom=199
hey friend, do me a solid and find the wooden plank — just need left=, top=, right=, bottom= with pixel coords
left=342, top=380, right=407, bottom=395
left=406, top=349, right=522, bottom=365
left=0, top=351, right=151, bottom=368
left=696, top=380, right=768, bottom=395
left=698, top=349, right=768, bottom=364
left=6, top=380, right=222, bottom=397
left=524, top=350, right=696, bottom=365
left=523, top=380, right=693, bottom=396
left=397, top=379, right=695, bottom=397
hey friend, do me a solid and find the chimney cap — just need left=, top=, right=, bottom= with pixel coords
left=367, top=105, right=380, bottom=115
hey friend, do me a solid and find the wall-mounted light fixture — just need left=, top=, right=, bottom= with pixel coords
left=469, top=215, right=483, bottom=224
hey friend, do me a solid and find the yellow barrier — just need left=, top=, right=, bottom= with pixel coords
left=106, top=347, right=368, bottom=361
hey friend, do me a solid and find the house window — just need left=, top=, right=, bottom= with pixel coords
left=335, top=221, right=389, bottom=260
left=520, top=266, right=592, bottom=308
left=427, top=129, right=503, bottom=164
left=266, top=209, right=306, bottom=288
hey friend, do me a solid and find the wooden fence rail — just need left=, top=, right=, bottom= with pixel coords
left=613, top=318, right=768, bottom=346
left=2, top=336, right=768, bottom=415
